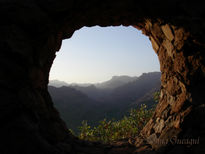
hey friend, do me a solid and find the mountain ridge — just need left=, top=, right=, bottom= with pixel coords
left=48, top=72, right=161, bottom=133
left=49, top=72, right=159, bottom=89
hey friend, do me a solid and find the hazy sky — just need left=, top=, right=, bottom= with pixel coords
left=49, top=26, right=160, bottom=83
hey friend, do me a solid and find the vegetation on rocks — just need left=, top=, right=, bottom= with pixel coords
left=77, top=104, right=155, bottom=143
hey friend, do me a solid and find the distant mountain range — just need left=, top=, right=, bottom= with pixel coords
left=49, top=75, right=138, bottom=89
left=49, top=80, right=70, bottom=87
left=48, top=86, right=99, bottom=132
left=48, top=72, right=161, bottom=134
left=95, top=75, right=138, bottom=89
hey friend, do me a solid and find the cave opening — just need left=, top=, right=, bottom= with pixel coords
left=48, top=25, right=161, bottom=140
left=1, top=1, right=205, bottom=153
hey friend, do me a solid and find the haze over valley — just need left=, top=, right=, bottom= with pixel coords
left=49, top=72, right=161, bottom=133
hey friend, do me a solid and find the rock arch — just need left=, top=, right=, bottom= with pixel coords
left=0, top=0, right=204, bottom=153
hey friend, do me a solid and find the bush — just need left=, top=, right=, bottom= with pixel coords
left=78, top=104, right=154, bottom=143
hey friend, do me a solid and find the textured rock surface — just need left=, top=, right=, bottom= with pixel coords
left=0, top=0, right=205, bottom=153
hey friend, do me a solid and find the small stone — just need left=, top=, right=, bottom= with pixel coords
left=156, top=117, right=160, bottom=123
left=147, top=133, right=158, bottom=145
left=154, top=119, right=165, bottom=133
left=162, top=39, right=174, bottom=58
left=174, top=28, right=184, bottom=42
left=174, top=115, right=181, bottom=129
left=150, top=36, right=159, bottom=52
left=171, top=93, right=186, bottom=113
left=161, top=24, right=174, bottom=41
left=145, top=19, right=152, bottom=31
left=134, top=137, right=144, bottom=147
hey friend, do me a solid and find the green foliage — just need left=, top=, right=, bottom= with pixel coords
left=68, top=128, right=76, bottom=136
left=78, top=104, right=154, bottom=143
left=154, top=91, right=160, bottom=103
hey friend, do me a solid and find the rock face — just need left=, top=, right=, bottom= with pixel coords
left=0, top=0, right=205, bottom=154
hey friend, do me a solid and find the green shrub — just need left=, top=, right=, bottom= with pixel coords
left=78, top=104, right=154, bottom=143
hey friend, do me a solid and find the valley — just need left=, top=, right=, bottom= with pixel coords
left=48, top=72, right=161, bottom=134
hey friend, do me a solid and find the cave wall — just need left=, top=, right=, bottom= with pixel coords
left=0, top=0, right=205, bottom=153
left=135, top=20, right=205, bottom=153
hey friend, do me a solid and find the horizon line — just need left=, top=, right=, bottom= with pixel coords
left=49, top=71, right=161, bottom=84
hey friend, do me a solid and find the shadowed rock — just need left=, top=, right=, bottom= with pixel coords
left=0, top=0, right=205, bottom=153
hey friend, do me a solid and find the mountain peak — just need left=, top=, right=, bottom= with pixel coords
left=49, top=80, right=69, bottom=87
left=96, top=75, right=138, bottom=89
left=111, top=75, right=133, bottom=79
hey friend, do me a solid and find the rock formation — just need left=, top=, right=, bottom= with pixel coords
left=0, top=0, right=204, bottom=153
